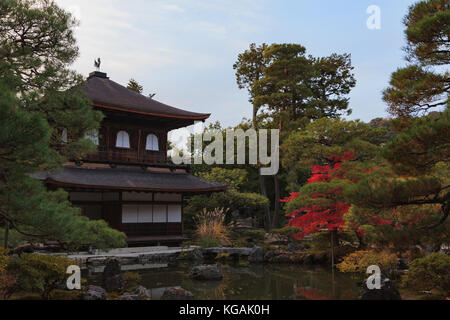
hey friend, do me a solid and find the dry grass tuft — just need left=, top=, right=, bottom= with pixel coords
left=194, top=208, right=231, bottom=246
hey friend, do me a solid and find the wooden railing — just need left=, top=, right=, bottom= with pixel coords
left=85, top=146, right=167, bottom=165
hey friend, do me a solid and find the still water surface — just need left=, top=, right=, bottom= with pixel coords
left=106, top=263, right=360, bottom=300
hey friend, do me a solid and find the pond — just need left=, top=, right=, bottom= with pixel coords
left=88, top=263, right=360, bottom=300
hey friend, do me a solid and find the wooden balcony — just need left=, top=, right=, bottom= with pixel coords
left=84, top=146, right=167, bottom=165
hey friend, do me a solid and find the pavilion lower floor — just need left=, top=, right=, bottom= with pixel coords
left=33, top=164, right=228, bottom=245
left=69, top=190, right=186, bottom=244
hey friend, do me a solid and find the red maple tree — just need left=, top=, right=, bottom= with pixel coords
left=282, top=152, right=360, bottom=240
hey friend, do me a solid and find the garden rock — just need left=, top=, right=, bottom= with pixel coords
left=82, top=285, right=106, bottom=300
left=103, top=258, right=124, bottom=292
left=287, top=243, right=296, bottom=252
left=189, top=264, right=223, bottom=280
left=191, top=248, right=203, bottom=261
left=249, top=246, right=264, bottom=263
left=134, top=285, right=151, bottom=299
left=160, top=287, right=194, bottom=300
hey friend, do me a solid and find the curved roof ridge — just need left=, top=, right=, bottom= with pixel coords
left=81, top=72, right=210, bottom=120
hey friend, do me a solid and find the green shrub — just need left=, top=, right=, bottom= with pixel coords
left=243, top=229, right=266, bottom=242
left=305, top=231, right=359, bottom=250
left=7, top=253, right=74, bottom=299
left=197, top=236, right=221, bottom=248
left=123, top=272, right=142, bottom=290
left=271, top=226, right=301, bottom=237
left=0, top=247, right=16, bottom=300
left=401, top=253, right=450, bottom=296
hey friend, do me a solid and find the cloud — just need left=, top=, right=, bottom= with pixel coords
left=161, top=4, right=185, bottom=12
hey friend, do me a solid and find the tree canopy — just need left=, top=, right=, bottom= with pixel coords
left=0, top=0, right=125, bottom=250
left=343, top=0, right=450, bottom=251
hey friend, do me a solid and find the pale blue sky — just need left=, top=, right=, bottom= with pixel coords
left=57, top=0, right=417, bottom=133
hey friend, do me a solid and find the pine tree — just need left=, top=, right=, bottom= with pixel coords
left=251, top=44, right=356, bottom=134
left=0, top=0, right=125, bottom=249
left=127, top=79, right=144, bottom=94
left=281, top=118, right=387, bottom=190
left=383, top=0, right=449, bottom=117
left=345, top=0, right=449, bottom=251
left=234, top=43, right=356, bottom=229
left=233, top=43, right=272, bottom=229
left=0, top=0, right=103, bottom=161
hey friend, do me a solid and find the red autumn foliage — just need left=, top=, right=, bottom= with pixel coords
left=282, top=153, right=358, bottom=240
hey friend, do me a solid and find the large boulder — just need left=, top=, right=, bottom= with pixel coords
left=160, top=287, right=194, bottom=300
left=361, top=275, right=402, bottom=300
left=249, top=246, right=264, bottom=263
left=102, top=258, right=124, bottom=292
left=189, top=264, right=223, bottom=280
left=82, top=285, right=107, bottom=300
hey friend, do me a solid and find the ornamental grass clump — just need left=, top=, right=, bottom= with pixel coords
left=194, top=208, right=230, bottom=247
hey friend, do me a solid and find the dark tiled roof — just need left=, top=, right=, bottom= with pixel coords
left=32, top=165, right=227, bottom=193
left=80, top=72, right=210, bottom=120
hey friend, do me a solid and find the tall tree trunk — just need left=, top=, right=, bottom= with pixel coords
left=272, top=174, right=280, bottom=228
left=259, top=169, right=272, bottom=231
left=356, top=231, right=365, bottom=249
left=330, top=229, right=338, bottom=267
left=253, top=103, right=272, bottom=231
left=252, top=105, right=258, bottom=128
left=270, top=118, right=282, bottom=230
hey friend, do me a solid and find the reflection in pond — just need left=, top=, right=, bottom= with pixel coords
left=91, top=263, right=359, bottom=300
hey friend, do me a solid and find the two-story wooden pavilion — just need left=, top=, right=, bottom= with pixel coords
left=33, top=71, right=227, bottom=245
